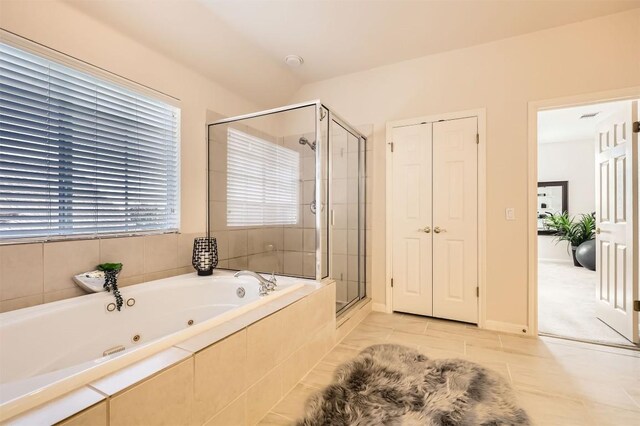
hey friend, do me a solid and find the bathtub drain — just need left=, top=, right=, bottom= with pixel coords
left=187, top=319, right=194, bottom=326
left=132, top=334, right=141, bottom=343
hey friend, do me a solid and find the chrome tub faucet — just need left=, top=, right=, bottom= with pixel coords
left=233, top=270, right=277, bottom=296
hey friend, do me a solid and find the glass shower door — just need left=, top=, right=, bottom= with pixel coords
left=330, top=116, right=365, bottom=314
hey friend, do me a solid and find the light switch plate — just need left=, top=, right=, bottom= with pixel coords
left=505, top=208, right=515, bottom=221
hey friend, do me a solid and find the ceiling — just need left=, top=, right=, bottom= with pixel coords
left=537, top=100, right=632, bottom=144
left=64, top=0, right=640, bottom=105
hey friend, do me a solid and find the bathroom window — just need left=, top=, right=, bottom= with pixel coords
left=226, top=128, right=299, bottom=226
left=0, top=41, right=180, bottom=241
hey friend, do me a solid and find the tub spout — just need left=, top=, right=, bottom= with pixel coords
left=233, top=271, right=277, bottom=296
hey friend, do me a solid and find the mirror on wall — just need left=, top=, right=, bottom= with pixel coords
left=537, top=180, right=568, bottom=235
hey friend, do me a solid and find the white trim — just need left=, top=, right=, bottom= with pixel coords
left=385, top=120, right=394, bottom=314
left=385, top=108, right=487, bottom=327
left=527, top=86, right=640, bottom=338
left=477, top=111, right=487, bottom=330
left=484, top=320, right=528, bottom=335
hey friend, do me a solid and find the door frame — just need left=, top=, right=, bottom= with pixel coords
left=527, top=86, right=640, bottom=337
left=385, top=108, right=487, bottom=328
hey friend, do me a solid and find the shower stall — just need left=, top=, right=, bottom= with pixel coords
left=207, top=101, right=367, bottom=314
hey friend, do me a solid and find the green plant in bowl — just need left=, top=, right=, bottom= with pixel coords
left=98, top=263, right=123, bottom=310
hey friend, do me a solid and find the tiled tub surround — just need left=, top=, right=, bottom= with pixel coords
left=0, top=232, right=205, bottom=313
left=0, top=271, right=336, bottom=424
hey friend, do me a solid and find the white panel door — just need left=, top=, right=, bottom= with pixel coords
left=432, top=117, right=478, bottom=323
left=391, top=124, right=433, bottom=316
left=595, top=101, right=639, bottom=343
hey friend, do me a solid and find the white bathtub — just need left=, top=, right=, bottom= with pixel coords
left=0, top=270, right=314, bottom=422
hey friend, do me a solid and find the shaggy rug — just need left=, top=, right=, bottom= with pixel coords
left=297, top=344, right=530, bottom=426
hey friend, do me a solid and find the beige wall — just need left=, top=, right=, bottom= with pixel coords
left=0, top=0, right=264, bottom=310
left=289, top=9, right=640, bottom=328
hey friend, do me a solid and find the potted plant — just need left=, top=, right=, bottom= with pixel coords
left=544, top=212, right=595, bottom=267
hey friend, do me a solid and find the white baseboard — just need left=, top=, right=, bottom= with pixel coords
left=484, top=320, right=530, bottom=336
left=372, top=302, right=388, bottom=312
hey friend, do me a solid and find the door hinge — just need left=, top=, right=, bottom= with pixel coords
left=634, top=300, right=640, bottom=311
left=633, top=121, right=640, bottom=133
left=476, top=286, right=479, bottom=298
left=389, top=142, right=394, bottom=152
left=391, top=278, right=394, bottom=288
left=476, top=133, right=479, bottom=144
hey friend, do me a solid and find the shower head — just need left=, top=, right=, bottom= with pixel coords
left=298, top=137, right=316, bottom=151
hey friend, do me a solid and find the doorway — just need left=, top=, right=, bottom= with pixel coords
left=533, top=97, right=640, bottom=347
left=385, top=110, right=486, bottom=325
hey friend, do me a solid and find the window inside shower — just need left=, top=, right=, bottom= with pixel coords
left=207, top=102, right=367, bottom=315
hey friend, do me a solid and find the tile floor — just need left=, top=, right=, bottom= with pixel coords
left=259, top=311, right=640, bottom=425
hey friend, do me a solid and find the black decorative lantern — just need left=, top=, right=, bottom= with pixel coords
left=192, top=237, right=218, bottom=276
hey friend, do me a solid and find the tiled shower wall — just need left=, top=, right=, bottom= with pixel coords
left=208, top=119, right=372, bottom=294
left=332, top=124, right=373, bottom=307
left=209, top=123, right=316, bottom=278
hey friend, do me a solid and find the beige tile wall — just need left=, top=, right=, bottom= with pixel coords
left=50, top=282, right=339, bottom=426
left=0, top=232, right=204, bottom=313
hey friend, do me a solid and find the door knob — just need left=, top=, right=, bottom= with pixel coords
left=595, top=228, right=601, bottom=235
left=419, top=226, right=431, bottom=233
left=434, top=226, right=446, bottom=234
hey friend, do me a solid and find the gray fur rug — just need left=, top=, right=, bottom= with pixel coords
left=297, top=344, right=530, bottom=426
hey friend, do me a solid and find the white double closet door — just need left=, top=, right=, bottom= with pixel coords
left=391, top=117, right=478, bottom=323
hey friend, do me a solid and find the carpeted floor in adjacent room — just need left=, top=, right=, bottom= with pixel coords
left=538, top=260, right=634, bottom=346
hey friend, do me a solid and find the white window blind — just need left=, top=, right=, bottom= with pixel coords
left=0, top=42, right=180, bottom=241
left=227, top=128, right=299, bottom=226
